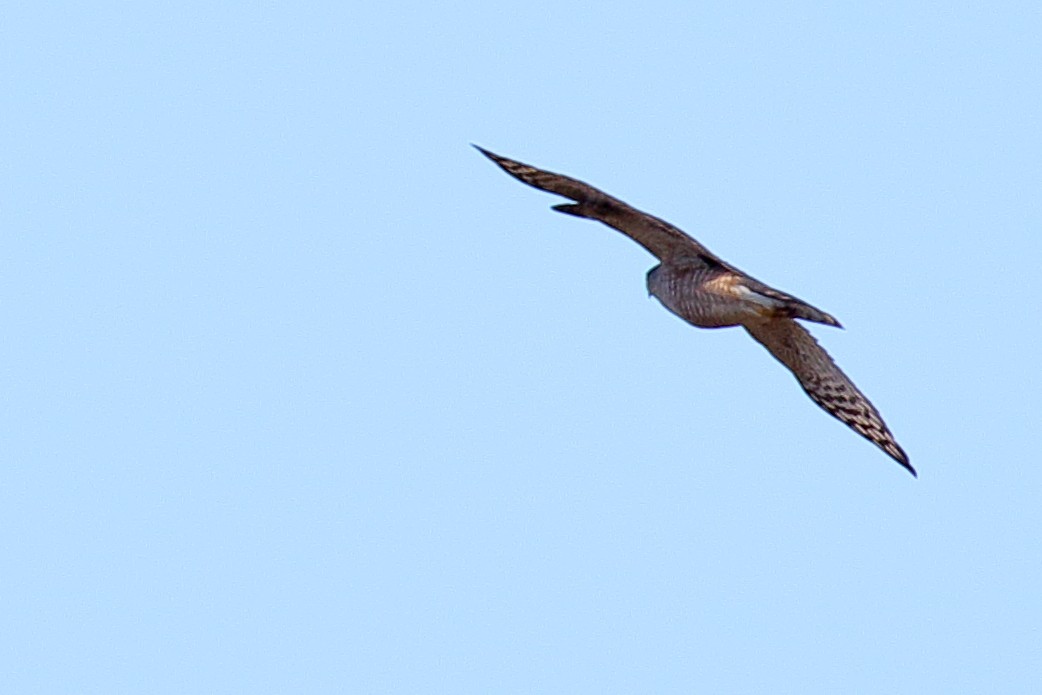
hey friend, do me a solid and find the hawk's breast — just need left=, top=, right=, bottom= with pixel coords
left=647, top=264, right=765, bottom=328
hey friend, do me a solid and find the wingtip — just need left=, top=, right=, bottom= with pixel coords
left=892, top=447, right=916, bottom=477
left=551, top=203, right=585, bottom=217
left=472, top=143, right=497, bottom=160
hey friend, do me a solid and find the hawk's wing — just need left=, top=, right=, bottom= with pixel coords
left=743, top=319, right=914, bottom=475
left=476, top=146, right=727, bottom=265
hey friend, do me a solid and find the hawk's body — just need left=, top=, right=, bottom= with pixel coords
left=477, top=146, right=914, bottom=476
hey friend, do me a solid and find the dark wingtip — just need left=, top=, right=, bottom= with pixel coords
left=473, top=145, right=518, bottom=176
left=551, top=203, right=585, bottom=217
left=472, top=143, right=498, bottom=161
left=891, top=446, right=916, bottom=477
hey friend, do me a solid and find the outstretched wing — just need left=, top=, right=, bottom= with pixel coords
left=743, top=319, right=914, bottom=476
left=476, top=146, right=724, bottom=264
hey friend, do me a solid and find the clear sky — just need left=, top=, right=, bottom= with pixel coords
left=4, top=2, right=1041, bottom=693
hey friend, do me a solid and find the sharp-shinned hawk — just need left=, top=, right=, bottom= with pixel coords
left=477, top=146, right=914, bottom=476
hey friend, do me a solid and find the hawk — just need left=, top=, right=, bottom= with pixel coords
left=477, top=146, right=914, bottom=476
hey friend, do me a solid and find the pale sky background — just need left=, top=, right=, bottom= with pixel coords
left=3, top=2, right=1041, bottom=693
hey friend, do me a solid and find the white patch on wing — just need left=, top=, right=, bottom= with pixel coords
left=734, top=284, right=784, bottom=309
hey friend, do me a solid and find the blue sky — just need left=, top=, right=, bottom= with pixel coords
left=3, top=2, right=1041, bottom=692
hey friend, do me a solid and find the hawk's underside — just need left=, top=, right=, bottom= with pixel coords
left=477, top=145, right=914, bottom=477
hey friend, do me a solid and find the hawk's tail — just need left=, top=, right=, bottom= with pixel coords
left=784, top=301, right=843, bottom=328
left=746, top=284, right=843, bottom=328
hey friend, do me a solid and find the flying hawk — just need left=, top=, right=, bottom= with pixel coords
left=477, top=146, right=914, bottom=476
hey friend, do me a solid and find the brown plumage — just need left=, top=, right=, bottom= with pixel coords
left=477, top=146, right=914, bottom=476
